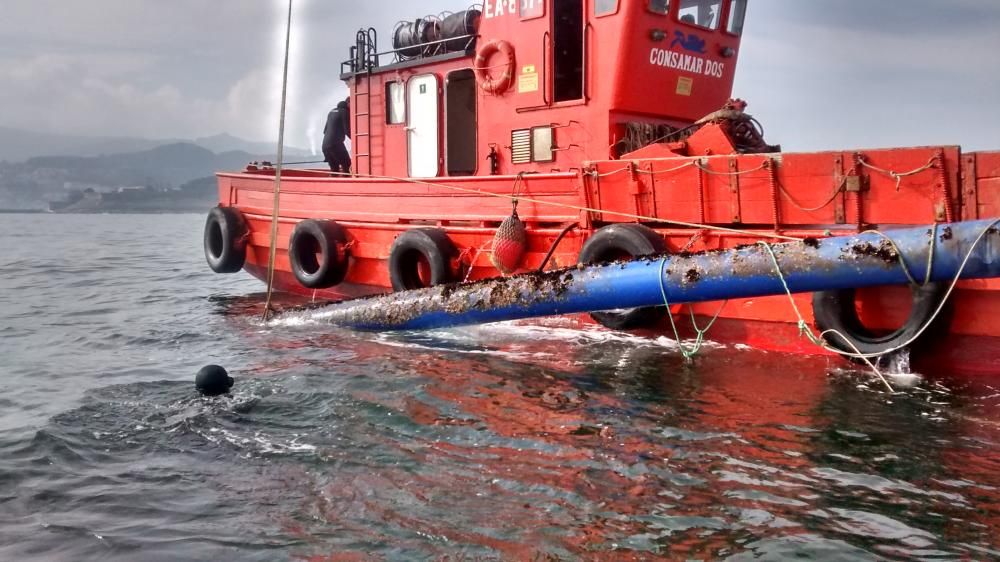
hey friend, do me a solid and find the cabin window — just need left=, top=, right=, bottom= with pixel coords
left=386, top=81, right=405, bottom=124
left=552, top=0, right=584, bottom=102
left=678, top=0, right=721, bottom=30
left=445, top=69, right=477, bottom=176
left=520, top=0, right=545, bottom=20
left=726, top=0, right=747, bottom=35
left=647, top=0, right=670, bottom=15
left=594, top=0, right=619, bottom=16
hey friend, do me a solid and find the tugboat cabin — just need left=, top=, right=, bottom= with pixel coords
left=341, top=0, right=747, bottom=178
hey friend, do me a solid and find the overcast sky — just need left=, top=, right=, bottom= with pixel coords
left=1, top=0, right=998, bottom=154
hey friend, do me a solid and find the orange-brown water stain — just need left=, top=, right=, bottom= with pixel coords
left=250, top=322, right=1000, bottom=558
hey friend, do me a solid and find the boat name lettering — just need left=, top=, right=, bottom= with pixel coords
left=484, top=0, right=519, bottom=19
left=648, top=48, right=724, bottom=78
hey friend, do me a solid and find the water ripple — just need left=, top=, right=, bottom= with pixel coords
left=0, top=214, right=998, bottom=559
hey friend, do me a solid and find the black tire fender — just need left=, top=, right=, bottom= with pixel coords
left=204, top=206, right=248, bottom=274
left=289, top=220, right=350, bottom=289
left=389, top=228, right=458, bottom=291
left=811, top=283, right=951, bottom=359
left=578, top=224, right=667, bottom=330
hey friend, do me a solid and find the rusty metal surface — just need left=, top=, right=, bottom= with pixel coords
left=301, top=220, right=1000, bottom=332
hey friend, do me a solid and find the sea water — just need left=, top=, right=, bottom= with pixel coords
left=0, top=214, right=998, bottom=560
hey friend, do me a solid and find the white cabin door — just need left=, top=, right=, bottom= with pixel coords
left=406, top=74, right=440, bottom=178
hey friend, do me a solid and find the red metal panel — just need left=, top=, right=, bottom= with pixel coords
left=976, top=151, right=1000, bottom=178
left=614, top=3, right=742, bottom=123
left=225, top=171, right=585, bottom=225
left=974, top=152, right=1000, bottom=218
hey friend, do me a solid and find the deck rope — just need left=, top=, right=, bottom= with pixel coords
left=857, top=155, right=937, bottom=191
left=275, top=167, right=805, bottom=242
left=261, top=0, right=294, bottom=322
left=778, top=175, right=847, bottom=213
left=694, top=159, right=768, bottom=176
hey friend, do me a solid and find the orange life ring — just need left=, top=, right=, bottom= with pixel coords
left=474, top=39, right=515, bottom=95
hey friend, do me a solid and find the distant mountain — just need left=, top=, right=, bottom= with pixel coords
left=0, top=127, right=309, bottom=163
left=0, top=142, right=272, bottom=210
left=0, top=127, right=167, bottom=163
left=193, top=133, right=306, bottom=157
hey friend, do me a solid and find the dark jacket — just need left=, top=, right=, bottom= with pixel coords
left=322, top=101, right=350, bottom=152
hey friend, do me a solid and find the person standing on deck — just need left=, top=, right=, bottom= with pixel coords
left=323, top=98, right=352, bottom=174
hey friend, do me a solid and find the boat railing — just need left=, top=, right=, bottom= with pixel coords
left=340, top=33, right=477, bottom=76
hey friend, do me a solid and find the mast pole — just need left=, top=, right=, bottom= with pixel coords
left=262, top=0, right=294, bottom=321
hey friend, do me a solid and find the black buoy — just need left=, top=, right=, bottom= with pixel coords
left=196, top=365, right=235, bottom=396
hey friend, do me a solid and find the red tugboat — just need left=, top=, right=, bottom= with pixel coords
left=205, top=0, right=1000, bottom=375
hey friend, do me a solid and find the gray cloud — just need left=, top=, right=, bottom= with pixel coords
left=0, top=0, right=998, bottom=153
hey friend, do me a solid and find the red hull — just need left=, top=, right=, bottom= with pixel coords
left=208, top=1, right=1000, bottom=375
left=244, top=260, right=1000, bottom=377
left=220, top=149, right=1000, bottom=375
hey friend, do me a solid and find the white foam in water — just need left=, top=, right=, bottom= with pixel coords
left=883, top=350, right=924, bottom=389
left=266, top=305, right=742, bottom=370
left=419, top=321, right=725, bottom=354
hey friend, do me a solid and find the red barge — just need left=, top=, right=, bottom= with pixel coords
left=205, top=0, right=1000, bottom=375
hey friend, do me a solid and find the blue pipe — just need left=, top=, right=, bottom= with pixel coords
left=309, top=219, right=1000, bottom=331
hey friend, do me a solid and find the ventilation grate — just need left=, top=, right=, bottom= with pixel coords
left=510, top=129, right=531, bottom=164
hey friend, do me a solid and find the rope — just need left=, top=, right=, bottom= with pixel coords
left=694, top=159, right=768, bottom=176
left=590, top=161, right=696, bottom=178
left=756, top=242, right=895, bottom=392
left=244, top=158, right=802, bottom=241
left=657, top=257, right=727, bottom=361
left=470, top=62, right=515, bottom=72
left=460, top=241, right=493, bottom=282
left=678, top=230, right=707, bottom=253
left=856, top=225, right=937, bottom=287
left=757, top=218, right=1000, bottom=389
left=510, top=171, right=526, bottom=210
left=778, top=176, right=846, bottom=213
left=261, top=0, right=294, bottom=322
left=315, top=169, right=804, bottom=242
left=537, top=223, right=578, bottom=272
left=857, top=155, right=936, bottom=191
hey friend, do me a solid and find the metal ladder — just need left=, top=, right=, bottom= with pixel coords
left=351, top=28, right=377, bottom=177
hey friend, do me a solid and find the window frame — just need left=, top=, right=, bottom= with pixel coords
left=519, top=0, right=546, bottom=20
left=385, top=81, right=405, bottom=125
left=594, top=0, right=620, bottom=17
left=677, top=0, right=723, bottom=31
left=444, top=69, right=478, bottom=176
left=646, top=0, right=671, bottom=16
left=724, top=0, right=747, bottom=36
